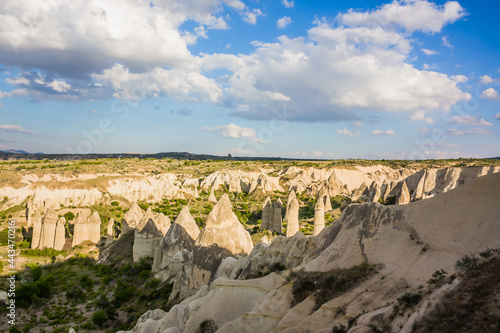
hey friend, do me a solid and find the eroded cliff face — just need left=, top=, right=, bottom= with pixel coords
left=2, top=166, right=498, bottom=215
left=123, top=172, right=500, bottom=333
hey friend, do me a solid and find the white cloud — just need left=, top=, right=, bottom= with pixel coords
left=422, top=49, right=439, bottom=55
left=448, top=128, right=493, bottom=136
left=442, top=36, right=453, bottom=48
left=336, top=128, right=360, bottom=138
left=339, top=0, right=466, bottom=34
left=203, top=123, right=256, bottom=138
left=495, top=112, right=500, bottom=121
left=438, top=143, right=460, bottom=149
left=410, top=111, right=434, bottom=124
left=0, top=124, right=34, bottom=134
left=480, top=75, right=493, bottom=84
left=282, top=0, right=294, bottom=8
left=371, top=129, right=395, bottom=135
left=351, top=121, right=363, bottom=127
left=94, top=63, right=222, bottom=103
left=447, top=115, right=493, bottom=126
left=311, top=151, right=324, bottom=157
left=418, top=126, right=430, bottom=133
left=242, top=9, right=263, bottom=24
left=481, top=88, right=500, bottom=100
left=277, top=16, right=292, bottom=29
left=89, top=110, right=98, bottom=114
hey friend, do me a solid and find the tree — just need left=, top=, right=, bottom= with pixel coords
left=92, top=310, right=108, bottom=328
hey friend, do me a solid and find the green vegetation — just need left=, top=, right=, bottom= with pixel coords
left=397, top=292, right=422, bottom=308
left=455, top=253, right=479, bottom=272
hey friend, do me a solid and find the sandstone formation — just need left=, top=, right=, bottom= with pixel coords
left=38, top=209, right=58, bottom=249
left=317, top=186, right=333, bottom=211
left=196, top=194, right=253, bottom=256
left=155, top=212, right=171, bottom=236
left=396, top=180, right=410, bottom=205
left=271, top=198, right=283, bottom=233
left=208, top=188, right=217, bottom=203
left=133, top=218, right=164, bottom=262
left=261, top=196, right=272, bottom=230
left=313, top=197, right=325, bottom=236
left=72, top=212, right=101, bottom=247
left=286, top=197, right=300, bottom=237
left=106, top=218, right=115, bottom=246
left=31, top=212, right=42, bottom=249
left=285, top=189, right=296, bottom=221
left=153, top=206, right=200, bottom=280
left=122, top=202, right=144, bottom=234
left=125, top=172, right=500, bottom=333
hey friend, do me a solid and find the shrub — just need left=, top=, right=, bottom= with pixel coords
left=397, top=292, right=422, bottom=307
left=63, top=212, right=75, bottom=221
left=427, top=269, right=447, bottom=286
left=455, top=254, right=479, bottom=272
left=332, top=325, right=348, bottom=333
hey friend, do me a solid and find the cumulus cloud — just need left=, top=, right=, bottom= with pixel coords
left=447, top=115, right=493, bottom=126
left=480, top=75, right=493, bottom=84
left=277, top=16, right=292, bottom=29
left=371, top=129, right=395, bottom=135
left=242, top=9, right=263, bottom=24
left=339, top=0, right=466, bottom=33
left=410, top=111, right=434, bottom=124
left=282, top=0, right=294, bottom=8
left=481, top=88, right=500, bottom=100
left=0, top=124, right=35, bottom=134
left=448, top=128, right=493, bottom=136
left=422, top=49, right=439, bottom=55
left=495, top=112, right=500, bottom=121
left=337, top=128, right=360, bottom=138
left=203, top=123, right=256, bottom=138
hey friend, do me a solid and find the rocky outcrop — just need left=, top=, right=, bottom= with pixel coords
left=133, top=218, right=164, bottom=262
left=106, top=218, right=115, bottom=246
left=153, top=207, right=200, bottom=280
left=261, top=196, right=272, bottom=230
left=208, top=188, right=217, bottom=203
left=31, top=212, right=42, bottom=249
left=313, top=197, right=325, bottom=236
left=38, top=209, right=58, bottom=249
left=72, top=212, right=101, bottom=247
left=196, top=194, right=253, bottom=256
left=286, top=197, right=300, bottom=237
left=126, top=172, right=500, bottom=333
left=285, top=190, right=296, bottom=221
left=53, top=217, right=66, bottom=251
left=261, top=197, right=283, bottom=233
left=155, top=213, right=171, bottom=236
left=122, top=202, right=144, bottom=234
left=396, top=180, right=410, bottom=205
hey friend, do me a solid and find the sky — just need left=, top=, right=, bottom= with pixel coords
left=0, top=0, right=499, bottom=159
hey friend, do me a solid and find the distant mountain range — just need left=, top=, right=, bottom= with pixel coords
left=0, top=149, right=45, bottom=155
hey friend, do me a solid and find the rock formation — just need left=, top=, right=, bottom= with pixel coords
left=106, top=218, right=115, bottom=245
left=53, top=217, right=66, bottom=251
left=313, top=197, right=325, bottom=236
left=271, top=198, right=283, bottom=233
left=122, top=202, right=144, bottom=234
left=396, top=181, right=410, bottom=205
left=133, top=218, right=164, bottom=262
left=285, top=189, right=296, bottom=221
left=38, top=209, right=58, bottom=249
left=155, top=212, right=171, bottom=236
left=286, top=197, right=300, bottom=237
left=196, top=194, right=253, bottom=256
left=31, top=212, right=42, bottom=249
left=261, top=196, right=272, bottom=230
left=153, top=206, right=200, bottom=279
left=317, top=186, right=333, bottom=211
left=72, top=212, right=102, bottom=247
left=208, top=188, right=217, bottom=203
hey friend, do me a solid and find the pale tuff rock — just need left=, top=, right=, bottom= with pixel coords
left=137, top=207, right=155, bottom=231
left=196, top=194, right=253, bottom=256
left=38, top=208, right=58, bottom=249
left=396, top=181, right=410, bottom=205
left=208, top=188, right=217, bottom=203
left=153, top=207, right=200, bottom=279
left=352, top=181, right=368, bottom=201
left=286, top=197, right=300, bottom=237
left=155, top=212, right=171, bottom=236
left=31, top=212, right=42, bottom=249
left=318, top=186, right=333, bottom=211
left=285, top=189, right=296, bottom=221
left=72, top=212, right=101, bottom=247
left=272, top=198, right=283, bottom=233
left=133, top=218, right=164, bottom=262
left=261, top=196, right=272, bottom=230
left=106, top=218, right=115, bottom=245
left=200, top=170, right=257, bottom=193
left=53, top=217, right=66, bottom=251
left=122, top=202, right=144, bottom=234
left=26, top=201, right=33, bottom=227
left=313, top=197, right=325, bottom=236
left=370, top=183, right=381, bottom=203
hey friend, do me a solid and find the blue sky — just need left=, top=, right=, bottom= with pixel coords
left=0, top=0, right=499, bottom=159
